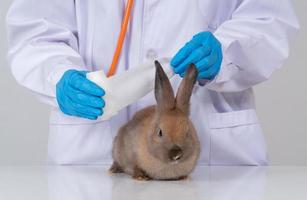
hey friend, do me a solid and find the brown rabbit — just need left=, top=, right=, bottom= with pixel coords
left=109, top=60, right=200, bottom=180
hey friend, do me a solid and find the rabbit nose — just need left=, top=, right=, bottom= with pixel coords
left=169, top=146, right=183, bottom=161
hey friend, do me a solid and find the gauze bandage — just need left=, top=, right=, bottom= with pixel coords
left=86, top=58, right=174, bottom=121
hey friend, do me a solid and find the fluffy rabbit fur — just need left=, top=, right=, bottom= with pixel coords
left=109, top=61, right=200, bottom=180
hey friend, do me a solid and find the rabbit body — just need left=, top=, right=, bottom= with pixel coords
left=110, top=61, right=200, bottom=180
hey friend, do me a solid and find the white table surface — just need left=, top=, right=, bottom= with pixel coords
left=0, top=166, right=306, bottom=200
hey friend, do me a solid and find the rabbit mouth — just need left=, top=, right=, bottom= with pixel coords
left=170, top=160, right=180, bottom=165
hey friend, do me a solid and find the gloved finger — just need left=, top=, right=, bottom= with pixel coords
left=66, top=85, right=105, bottom=108
left=69, top=73, right=105, bottom=97
left=72, top=102, right=103, bottom=117
left=64, top=95, right=104, bottom=117
left=195, top=48, right=219, bottom=72
left=174, top=45, right=211, bottom=75
left=198, top=62, right=221, bottom=80
left=57, top=99, right=98, bottom=120
left=171, top=40, right=202, bottom=67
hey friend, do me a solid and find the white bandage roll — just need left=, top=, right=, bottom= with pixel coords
left=86, top=58, right=174, bottom=121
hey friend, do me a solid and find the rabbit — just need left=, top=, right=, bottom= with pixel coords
left=109, top=60, right=200, bottom=181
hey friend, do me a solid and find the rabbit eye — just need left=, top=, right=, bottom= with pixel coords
left=157, top=129, right=163, bottom=137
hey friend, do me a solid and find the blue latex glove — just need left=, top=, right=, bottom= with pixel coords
left=56, top=70, right=105, bottom=120
left=171, top=31, right=223, bottom=80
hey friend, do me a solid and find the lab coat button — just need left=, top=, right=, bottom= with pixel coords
left=146, top=49, right=157, bottom=59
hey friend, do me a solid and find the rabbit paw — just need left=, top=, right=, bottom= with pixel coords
left=109, top=161, right=124, bottom=173
left=177, top=175, right=188, bottom=180
left=132, top=166, right=152, bottom=181
left=163, top=175, right=188, bottom=181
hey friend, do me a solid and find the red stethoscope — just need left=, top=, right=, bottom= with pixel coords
left=107, top=0, right=134, bottom=77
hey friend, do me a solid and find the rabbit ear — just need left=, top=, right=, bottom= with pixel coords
left=175, top=64, right=198, bottom=115
left=154, top=60, right=175, bottom=112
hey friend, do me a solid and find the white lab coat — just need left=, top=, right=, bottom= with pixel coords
left=6, top=0, right=299, bottom=165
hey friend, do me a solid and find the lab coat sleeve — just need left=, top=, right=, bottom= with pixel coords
left=206, top=0, right=299, bottom=92
left=6, top=0, right=86, bottom=107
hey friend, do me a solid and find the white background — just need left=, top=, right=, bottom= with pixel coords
left=0, top=0, right=306, bottom=165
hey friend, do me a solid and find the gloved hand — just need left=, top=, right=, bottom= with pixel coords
left=171, top=31, right=223, bottom=80
left=56, top=70, right=105, bottom=120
